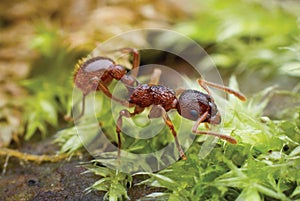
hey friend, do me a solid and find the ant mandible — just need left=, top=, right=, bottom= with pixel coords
left=116, top=71, right=247, bottom=160
left=69, top=48, right=140, bottom=121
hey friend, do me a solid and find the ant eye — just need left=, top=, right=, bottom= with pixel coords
left=190, top=109, right=198, bottom=118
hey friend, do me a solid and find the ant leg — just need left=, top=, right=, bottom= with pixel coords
left=116, top=106, right=144, bottom=158
left=65, top=94, right=86, bottom=122
left=204, top=123, right=210, bottom=129
left=192, top=111, right=237, bottom=144
left=74, top=94, right=86, bottom=121
left=149, top=68, right=162, bottom=85
left=194, top=130, right=237, bottom=144
left=114, top=48, right=140, bottom=79
left=116, top=48, right=140, bottom=68
left=198, top=79, right=246, bottom=101
left=154, top=105, right=186, bottom=160
left=98, top=82, right=132, bottom=107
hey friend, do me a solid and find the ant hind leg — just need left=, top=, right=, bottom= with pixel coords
left=116, top=106, right=144, bottom=159
left=98, top=83, right=132, bottom=107
left=114, top=48, right=140, bottom=79
left=65, top=94, right=86, bottom=122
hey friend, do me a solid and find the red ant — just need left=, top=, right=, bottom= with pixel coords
left=115, top=73, right=246, bottom=160
left=69, top=48, right=140, bottom=121
left=70, top=47, right=246, bottom=160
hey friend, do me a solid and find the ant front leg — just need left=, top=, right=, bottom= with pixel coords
left=150, top=105, right=186, bottom=160
left=116, top=106, right=144, bottom=159
left=192, top=111, right=237, bottom=144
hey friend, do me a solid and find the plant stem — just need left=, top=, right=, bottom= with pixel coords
left=0, top=147, right=70, bottom=163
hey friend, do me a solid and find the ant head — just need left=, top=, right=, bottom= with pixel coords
left=208, top=102, right=221, bottom=125
left=74, top=57, right=115, bottom=95
left=177, top=90, right=221, bottom=124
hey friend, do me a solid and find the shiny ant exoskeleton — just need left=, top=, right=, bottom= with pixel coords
left=70, top=47, right=246, bottom=160
left=116, top=74, right=246, bottom=160
left=69, top=48, right=140, bottom=121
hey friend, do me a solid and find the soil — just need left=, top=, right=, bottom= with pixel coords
left=0, top=137, right=102, bottom=201
left=0, top=138, right=162, bottom=200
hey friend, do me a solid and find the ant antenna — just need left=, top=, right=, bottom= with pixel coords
left=198, top=79, right=247, bottom=101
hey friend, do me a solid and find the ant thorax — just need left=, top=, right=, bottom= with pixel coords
left=129, top=84, right=177, bottom=111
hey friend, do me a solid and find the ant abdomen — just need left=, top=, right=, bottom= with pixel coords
left=69, top=48, right=141, bottom=122
left=73, top=57, right=116, bottom=95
